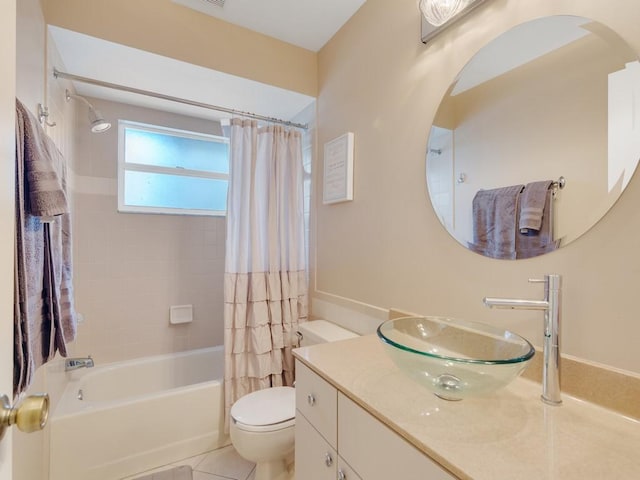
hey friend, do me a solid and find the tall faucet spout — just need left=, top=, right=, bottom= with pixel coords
left=484, top=274, right=562, bottom=406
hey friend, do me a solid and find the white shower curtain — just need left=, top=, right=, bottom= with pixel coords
left=224, top=118, right=307, bottom=426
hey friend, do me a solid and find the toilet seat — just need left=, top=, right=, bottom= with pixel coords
left=233, top=417, right=295, bottom=433
left=231, top=386, right=295, bottom=433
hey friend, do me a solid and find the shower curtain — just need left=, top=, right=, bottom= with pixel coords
left=223, top=118, right=307, bottom=426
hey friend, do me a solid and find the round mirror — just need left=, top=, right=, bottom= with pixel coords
left=426, top=16, right=640, bottom=259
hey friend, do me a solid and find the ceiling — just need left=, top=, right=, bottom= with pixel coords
left=452, top=16, right=590, bottom=96
left=171, top=0, right=367, bottom=52
left=49, top=1, right=367, bottom=124
left=50, top=26, right=315, bottom=124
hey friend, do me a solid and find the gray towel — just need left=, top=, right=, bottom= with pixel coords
left=519, top=180, right=553, bottom=234
left=16, top=100, right=68, bottom=217
left=469, top=184, right=524, bottom=260
left=14, top=99, right=77, bottom=396
left=516, top=189, right=559, bottom=259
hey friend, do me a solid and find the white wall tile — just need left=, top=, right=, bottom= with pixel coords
left=70, top=99, right=227, bottom=364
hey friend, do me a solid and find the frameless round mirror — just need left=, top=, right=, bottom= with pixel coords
left=426, top=16, right=640, bottom=259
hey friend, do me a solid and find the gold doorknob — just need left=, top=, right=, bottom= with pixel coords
left=0, top=393, right=49, bottom=440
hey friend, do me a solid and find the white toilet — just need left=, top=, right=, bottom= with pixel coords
left=229, top=320, right=358, bottom=480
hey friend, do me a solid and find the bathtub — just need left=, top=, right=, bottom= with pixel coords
left=49, top=346, right=228, bottom=480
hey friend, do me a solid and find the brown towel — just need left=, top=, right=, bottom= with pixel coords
left=14, top=99, right=77, bottom=396
left=469, top=185, right=524, bottom=260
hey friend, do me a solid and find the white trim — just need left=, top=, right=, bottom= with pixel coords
left=311, top=296, right=388, bottom=336
left=123, top=162, right=229, bottom=180
left=1, top=1, right=15, bottom=476
left=120, top=119, right=229, bottom=144
left=118, top=204, right=226, bottom=217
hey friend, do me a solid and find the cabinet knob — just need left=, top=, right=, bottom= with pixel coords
left=307, top=393, right=316, bottom=406
left=338, top=469, right=346, bottom=480
left=325, top=452, right=333, bottom=467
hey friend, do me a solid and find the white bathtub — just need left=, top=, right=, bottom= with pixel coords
left=49, top=346, right=228, bottom=480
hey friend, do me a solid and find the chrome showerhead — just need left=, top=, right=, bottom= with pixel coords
left=65, top=89, right=112, bottom=133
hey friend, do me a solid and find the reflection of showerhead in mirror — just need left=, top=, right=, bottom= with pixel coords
left=65, top=89, right=112, bottom=133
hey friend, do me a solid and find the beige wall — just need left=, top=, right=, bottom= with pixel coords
left=42, top=0, right=318, bottom=97
left=315, top=0, right=640, bottom=375
left=71, top=98, right=226, bottom=364
left=15, top=0, right=44, bottom=113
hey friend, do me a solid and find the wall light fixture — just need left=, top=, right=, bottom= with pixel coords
left=420, top=0, right=490, bottom=43
left=420, top=0, right=470, bottom=27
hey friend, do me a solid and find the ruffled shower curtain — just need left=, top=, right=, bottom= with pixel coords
left=224, top=118, right=307, bottom=426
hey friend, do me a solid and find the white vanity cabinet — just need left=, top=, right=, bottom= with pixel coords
left=295, top=361, right=348, bottom=479
left=295, top=360, right=456, bottom=480
left=295, top=413, right=339, bottom=480
left=296, top=361, right=338, bottom=446
left=338, top=394, right=455, bottom=480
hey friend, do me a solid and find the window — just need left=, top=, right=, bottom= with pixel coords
left=118, top=120, right=229, bottom=215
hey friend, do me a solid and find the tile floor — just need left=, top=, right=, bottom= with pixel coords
left=122, top=445, right=256, bottom=480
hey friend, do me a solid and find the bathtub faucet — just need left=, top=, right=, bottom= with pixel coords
left=65, top=356, right=95, bottom=372
left=483, top=274, right=562, bottom=406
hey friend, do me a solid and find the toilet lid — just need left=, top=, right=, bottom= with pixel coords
left=231, top=386, right=295, bottom=426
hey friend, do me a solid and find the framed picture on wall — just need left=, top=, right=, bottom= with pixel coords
left=323, top=132, right=354, bottom=204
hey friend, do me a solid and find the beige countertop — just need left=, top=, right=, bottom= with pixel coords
left=293, top=334, right=640, bottom=480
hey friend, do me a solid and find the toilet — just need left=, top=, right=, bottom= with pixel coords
left=229, top=320, right=358, bottom=480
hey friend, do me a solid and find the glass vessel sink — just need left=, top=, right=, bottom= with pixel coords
left=377, top=316, right=535, bottom=401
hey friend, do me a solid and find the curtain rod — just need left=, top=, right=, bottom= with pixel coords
left=53, top=68, right=309, bottom=130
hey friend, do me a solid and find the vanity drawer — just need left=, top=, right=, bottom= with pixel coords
left=295, top=412, right=337, bottom=480
left=296, top=361, right=338, bottom=447
left=338, top=393, right=456, bottom=480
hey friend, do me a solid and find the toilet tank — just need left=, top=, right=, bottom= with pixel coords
left=297, top=319, right=358, bottom=347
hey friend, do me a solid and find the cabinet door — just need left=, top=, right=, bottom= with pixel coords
left=296, top=361, right=338, bottom=447
left=338, top=393, right=457, bottom=480
left=337, top=456, right=363, bottom=480
left=295, top=411, right=337, bottom=480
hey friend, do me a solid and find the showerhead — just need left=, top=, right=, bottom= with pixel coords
left=65, top=89, right=112, bottom=133
left=88, top=108, right=111, bottom=133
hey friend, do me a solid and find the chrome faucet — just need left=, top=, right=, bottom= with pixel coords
left=64, top=356, right=95, bottom=372
left=483, top=274, right=562, bottom=405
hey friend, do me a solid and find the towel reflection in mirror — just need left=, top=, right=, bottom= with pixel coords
left=469, top=180, right=560, bottom=260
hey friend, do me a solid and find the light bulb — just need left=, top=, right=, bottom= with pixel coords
left=419, top=0, right=470, bottom=27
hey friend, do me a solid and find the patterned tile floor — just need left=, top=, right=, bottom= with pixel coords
left=123, top=445, right=256, bottom=480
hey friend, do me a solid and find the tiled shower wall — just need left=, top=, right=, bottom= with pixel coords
left=71, top=98, right=226, bottom=364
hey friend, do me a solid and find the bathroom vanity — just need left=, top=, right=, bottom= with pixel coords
left=293, top=335, right=640, bottom=480
left=295, top=361, right=454, bottom=480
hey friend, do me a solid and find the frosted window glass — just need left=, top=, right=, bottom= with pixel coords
left=124, top=128, right=228, bottom=173
left=124, top=171, right=228, bottom=212
left=119, top=121, right=229, bottom=215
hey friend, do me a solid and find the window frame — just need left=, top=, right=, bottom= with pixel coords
left=117, top=120, right=230, bottom=216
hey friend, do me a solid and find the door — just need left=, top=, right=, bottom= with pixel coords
left=0, top=0, right=17, bottom=479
